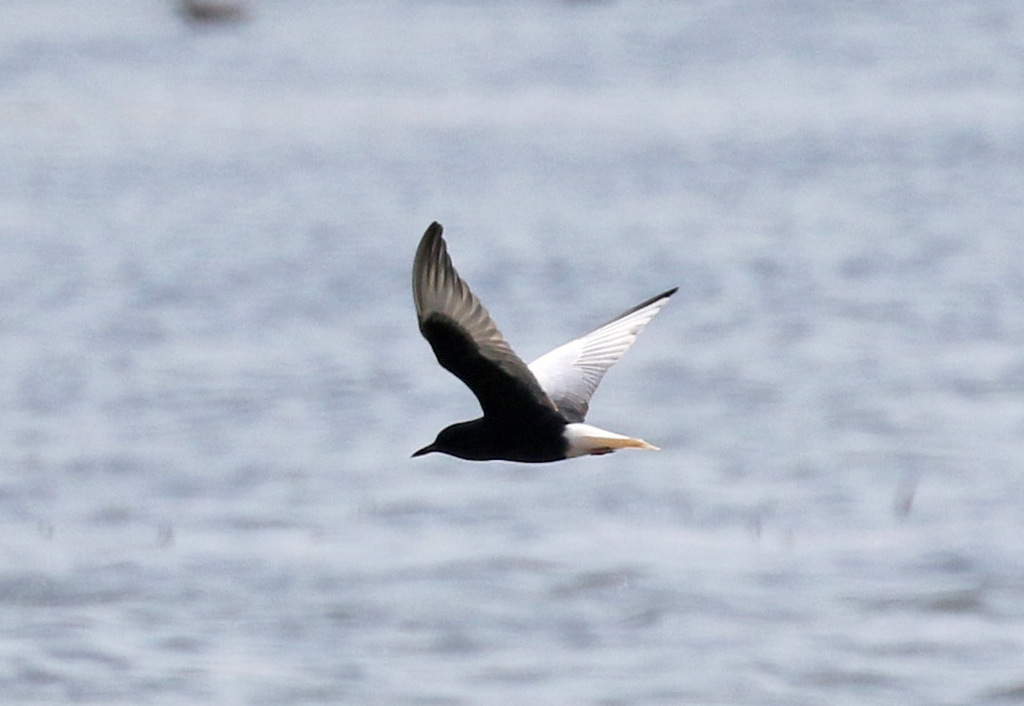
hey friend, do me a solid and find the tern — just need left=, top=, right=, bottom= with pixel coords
left=412, top=222, right=675, bottom=462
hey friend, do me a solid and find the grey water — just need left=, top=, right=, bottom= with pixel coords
left=2, top=1, right=1024, bottom=704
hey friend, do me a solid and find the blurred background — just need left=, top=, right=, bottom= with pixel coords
left=2, top=1, right=1024, bottom=704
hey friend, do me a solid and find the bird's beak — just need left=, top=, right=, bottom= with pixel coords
left=411, top=444, right=436, bottom=458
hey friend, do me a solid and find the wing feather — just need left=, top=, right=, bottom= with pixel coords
left=528, top=288, right=677, bottom=422
left=413, top=222, right=557, bottom=420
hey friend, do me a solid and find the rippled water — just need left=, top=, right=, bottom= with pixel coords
left=3, top=1, right=1024, bottom=704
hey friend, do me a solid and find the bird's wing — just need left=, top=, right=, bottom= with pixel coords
left=413, top=222, right=558, bottom=420
left=528, top=287, right=677, bottom=423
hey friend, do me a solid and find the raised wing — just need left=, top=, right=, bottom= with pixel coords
left=413, top=222, right=557, bottom=420
left=528, top=287, right=677, bottom=423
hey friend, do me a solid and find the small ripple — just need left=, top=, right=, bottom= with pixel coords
left=0, top=569, right=139, bottom=608
left=548, top=568, right=640, bottom=598
left=155, top=635, right=206, bottom=654
left=48, top=647, right=131, bottom=672
left=473, top=665, right=552, bottom=686
left=984, top=681, right=1024, bottom=703
left=852, top=585, right=987, bottom=616
left=15, top=664, right=61, bottom=687
left=798, top=666, right=901, bottom=689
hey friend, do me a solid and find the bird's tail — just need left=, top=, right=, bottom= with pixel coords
left=564, top=423, right=660, bottom=458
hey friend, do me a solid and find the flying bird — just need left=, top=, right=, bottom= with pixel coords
left=178, top=0, right=247, bottom=24
left=412, top=222, right=676, bottom=462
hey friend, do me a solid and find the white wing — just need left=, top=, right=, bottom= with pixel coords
left=528, top=288, right=677, bottom=423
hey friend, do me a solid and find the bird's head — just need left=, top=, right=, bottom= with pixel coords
left=412, top=421, right=489, bottom=460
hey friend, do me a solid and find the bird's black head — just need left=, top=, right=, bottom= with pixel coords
left=412, top=420, right=492, bottom=461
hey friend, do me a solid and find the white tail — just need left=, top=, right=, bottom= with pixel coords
left=563, top=423, right=660, bottom=458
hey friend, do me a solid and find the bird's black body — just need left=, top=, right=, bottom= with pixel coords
left=414, top=313, right=570, bottom=461
left=413, top=414, right=569, bottom=462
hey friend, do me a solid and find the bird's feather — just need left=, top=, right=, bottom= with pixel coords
left=528, top=287, right=677, bottom=423
left=412, top=222, right=558, bottom=420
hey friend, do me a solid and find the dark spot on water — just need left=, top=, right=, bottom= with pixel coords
left=984, top=682, right=1024, bottom=704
